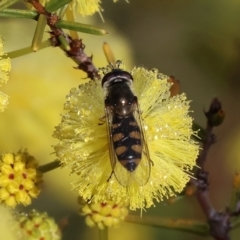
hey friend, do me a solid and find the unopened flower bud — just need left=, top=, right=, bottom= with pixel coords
left=205, top=98, right=225, bottom=127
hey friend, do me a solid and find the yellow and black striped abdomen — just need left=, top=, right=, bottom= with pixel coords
left=112, top=114, right=142, bottom=172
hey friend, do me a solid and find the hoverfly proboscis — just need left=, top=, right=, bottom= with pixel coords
left=102, top=67, right=152, bottom=187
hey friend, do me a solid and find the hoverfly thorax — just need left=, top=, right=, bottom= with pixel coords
left=102, top=68, right=151, bottom=186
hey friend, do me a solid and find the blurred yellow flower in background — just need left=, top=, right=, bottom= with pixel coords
left=71, top=0, right=102, bottom=16
left=54, top=64, right=199, bottom=210
left=0, top=35, right=11, bottom=112
left=14, top=210, right=61, bottom=240
left=79, top=199, right=128, bottom=229
left=0, top=90, right=9, bottom=112
left=0, top=206, right=16, bottom=240
left=70, top=0, right=122, bottom=16
left=0, top=150, right=42, bottom=208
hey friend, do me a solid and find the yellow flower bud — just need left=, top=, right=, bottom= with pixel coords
left=2, top=153, right=14, bottom=164
left=5, top=196, right=17, bottom=208
left=85, top=215, right=95, bottom=227
left=92, top=213, right=104, bottom=223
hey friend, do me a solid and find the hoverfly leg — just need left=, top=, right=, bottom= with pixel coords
left=98, top=115, right=106, bottom=125
left=107, top=171, right=114, bottom=182
left=143, top=150, right=154, bottom=166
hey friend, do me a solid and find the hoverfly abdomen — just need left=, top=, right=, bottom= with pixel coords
left=103, top=68, right=151, bottom=186
left=112, top=114, right=142, bottom=172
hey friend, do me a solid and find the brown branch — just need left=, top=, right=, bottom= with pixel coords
left=195, top=98, right=231, bottom=240
left=27, top=0, right=100, bottom=80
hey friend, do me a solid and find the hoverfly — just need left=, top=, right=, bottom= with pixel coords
left=102, top=67, right=152, bottom=187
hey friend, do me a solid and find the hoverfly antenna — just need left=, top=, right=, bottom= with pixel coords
left=115, top=60, right=122, bottom=70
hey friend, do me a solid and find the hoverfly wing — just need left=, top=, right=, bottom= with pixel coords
left=104, top=106, right=132, bottom=187
left=105, top=101, right=151, bottom=187
left=131, top=101, right=151, bottom=186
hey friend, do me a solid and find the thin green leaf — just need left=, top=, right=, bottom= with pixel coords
left=0, top=9, right=38, bottom=19
left=6, top=40, right=51, bottom=59
left=56, top=20, right=108, bottom=36
left=32, top=14, right=47, bottom=51
left=125, top=215, right=209, bottom=236
left=58, top=35, right=71, bottom=51
left=45, top=0, right=72, bottom=12
left=0, top=0, right=19, bottom=11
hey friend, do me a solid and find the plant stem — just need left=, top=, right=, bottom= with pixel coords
left=99, top=228, right=108, bottom=240
left=32, top=14, right=47, bottom=51
left=37, top=160, right=61, bottom=173
left=125, top=215, right=209, bottom=236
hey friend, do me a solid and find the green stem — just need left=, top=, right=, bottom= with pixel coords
left=0, top=0, right=19, bottom=11
left=6, top=40, right=51, bottom=58
left=0, top=9, right=38, bottom=19
left=37, top=160, right=61, bottom=173
left=99, top=228, right=108, bottom=240
left=32, top=14, right=47, bottom=51
left=125, top=215, right=209, bottom=236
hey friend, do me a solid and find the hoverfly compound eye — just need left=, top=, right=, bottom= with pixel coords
left=102, top=70, right=133, bottom=89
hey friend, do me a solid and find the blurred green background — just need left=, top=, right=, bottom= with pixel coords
left=1, top=0, right=240, bottom=239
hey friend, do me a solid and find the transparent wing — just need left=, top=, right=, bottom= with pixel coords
left=105, top=100, right=151, bottom=187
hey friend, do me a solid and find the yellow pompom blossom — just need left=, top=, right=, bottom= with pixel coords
left=79, top=199, right=128, bottom=229
left=0, top=90, right=9, bottom=112
left=0, top=150, right=42, bottom=208
left=70, top=0, right=102, bottom=16
left=54, top=64, right=199, bottom=210
left=70, top=0, right=122, bottom=16
left=0, top=206, right=16, bottom=240
left=14, top=210, right=61, bottom=240
left=0, top=35, right=11, bottom=112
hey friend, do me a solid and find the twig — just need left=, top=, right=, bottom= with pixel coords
left=194, top=98, right=231, bottom=240
left=27, top=0, right=100, bottom=80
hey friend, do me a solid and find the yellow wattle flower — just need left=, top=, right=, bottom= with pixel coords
left=53, top=64, right=199, bottom=210
left=0, top=150, right=42, bottom=208
left=71, top=0, right=102, bottom=16
left=14, top=210, right=61, bottom=240
left=0, top=91, right=9, bottom=112
left=79, top=199, right=128, bottom=229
